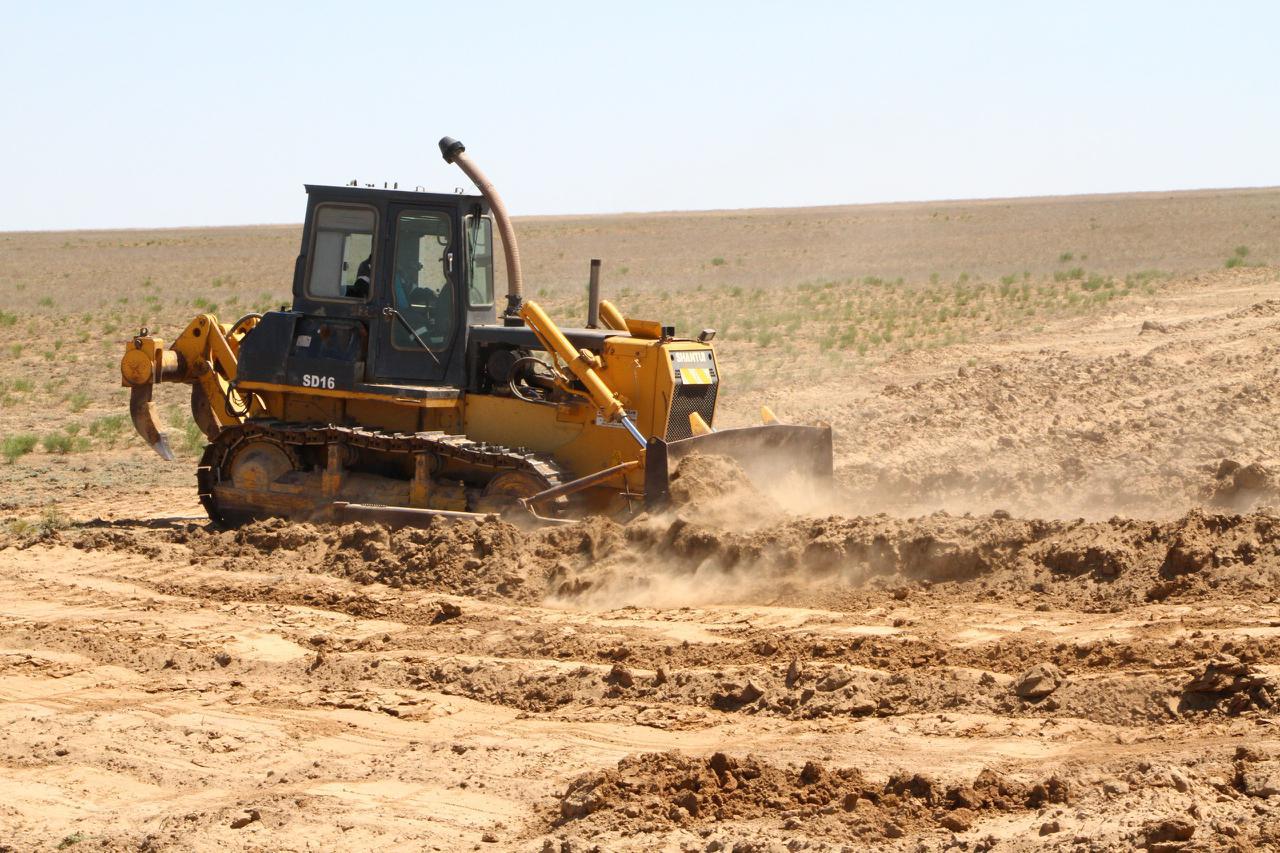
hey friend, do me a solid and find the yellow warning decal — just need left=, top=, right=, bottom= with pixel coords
left=679, top=367, right=714, bottom=385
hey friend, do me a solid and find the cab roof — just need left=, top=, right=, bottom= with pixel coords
left=304, top=184, right=485, bottom=208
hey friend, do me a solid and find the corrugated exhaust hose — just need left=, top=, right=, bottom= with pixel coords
left=439, top=137, right=523, bottom=318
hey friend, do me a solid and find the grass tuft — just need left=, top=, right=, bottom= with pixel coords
left=2, top=434, right=39, bottom=463
left=181, top=419, right=207, bottom=454
left=66, top=391, right=90, bottom=413
left=42, top=430, right=89, bottom=455
left=89, top=414, right=127, bottom=445
left=6, top=508, right=71, bottom=542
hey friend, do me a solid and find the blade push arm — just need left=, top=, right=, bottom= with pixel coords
left=517, top=300, right=646, bottom=447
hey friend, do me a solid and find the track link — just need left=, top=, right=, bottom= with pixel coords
left=197, top=421, right=568, bottom=525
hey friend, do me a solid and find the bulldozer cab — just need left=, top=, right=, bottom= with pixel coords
left=288, top=185, right=497, bottom=387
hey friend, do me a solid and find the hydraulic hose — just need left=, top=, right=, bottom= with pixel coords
left=439, top=137, right=523, bottom=316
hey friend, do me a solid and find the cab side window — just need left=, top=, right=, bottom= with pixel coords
left=465, top=215, right=495, bottom=307
left=307, top=205, right=376, bottom=300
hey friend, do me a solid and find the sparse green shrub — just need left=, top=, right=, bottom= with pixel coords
left=6, top=507, right=71, bottom=541
left=710, top=257, right=726, bottom=267
left=89, top=414, right=126, bottom=444
left=1126, top=269, right=1167, bottom=286
left=3, top=434, right=38, bottom=462
left=0, top=310, right=16, bottom=326
left=42, top=431, right=76, bottom=454
left=1226, top=245, right=1250, bottom=268
left=181, top=419, right=207, bottom=453
left=1058, top=252, right=1073, bottom=262
left=66, top=391, right=90, bottom=413
left=38, top=296, right=54, bottom=307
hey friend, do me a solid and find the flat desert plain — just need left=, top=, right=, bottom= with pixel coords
left=2, top=187, right=1280, bottom=851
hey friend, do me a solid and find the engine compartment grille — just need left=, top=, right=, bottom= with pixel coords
left=665, top=383, right=718, bottom=441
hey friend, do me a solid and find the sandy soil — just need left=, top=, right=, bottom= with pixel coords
left=5, top=189, right=1280, bottom=850
left=5, top=267, right=1280, bottom=851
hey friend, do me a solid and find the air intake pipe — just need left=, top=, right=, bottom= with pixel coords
left=439, top=136, right=523, bottom=321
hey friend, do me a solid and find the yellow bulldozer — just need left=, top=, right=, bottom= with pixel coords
left=120, top=137, right=832, bottom=526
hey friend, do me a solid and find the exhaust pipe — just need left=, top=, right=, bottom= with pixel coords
left=439, top=137, right=523, bottom=321
left=586, top=259, right=601, bottom=328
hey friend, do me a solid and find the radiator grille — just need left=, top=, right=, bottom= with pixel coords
left=665, top=383, right=718, bottom=441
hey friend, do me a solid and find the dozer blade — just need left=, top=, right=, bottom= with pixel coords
left=643, top=423, right=833, bottom=510
left=129, top=384, right=174, bottom=462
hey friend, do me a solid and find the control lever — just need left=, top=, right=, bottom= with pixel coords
left=381, top=306, right=442, bottom=366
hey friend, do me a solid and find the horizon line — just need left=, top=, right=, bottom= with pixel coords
left=3, top=182, right=1277, bottom=236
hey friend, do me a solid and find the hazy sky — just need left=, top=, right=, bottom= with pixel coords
left=3, top=1, right=1277, bottom=231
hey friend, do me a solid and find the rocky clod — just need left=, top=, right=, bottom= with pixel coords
left=1015, top=663, right=1063, bottom=699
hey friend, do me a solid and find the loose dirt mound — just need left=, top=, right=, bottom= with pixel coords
left=667, top=453, right=758, bottom=507
left=664, top=452, right=784, bottom=528
left=1203, top=458, right=1280, bottom=510
left=13, top=505, right=1280, bottom=615
left=555, top=751, right=1060, bottom=843
left=549, top=508, right=1280, bottom=612
left=547, top=748, right=1280, bottom=850
left=173, top=515, right=630, bottom=604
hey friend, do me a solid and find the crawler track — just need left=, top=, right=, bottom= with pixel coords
left=197, top=421, right=568, bottom=525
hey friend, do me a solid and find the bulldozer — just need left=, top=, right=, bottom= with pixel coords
left=119, top=137, right=832, bottom=526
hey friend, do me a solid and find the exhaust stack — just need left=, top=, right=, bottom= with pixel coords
left=586, top=259, right=601, bottom=328
left=439, top=137, right=524, bottom=321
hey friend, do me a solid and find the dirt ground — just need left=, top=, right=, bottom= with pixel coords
left=4, top=193, right=1280, bottom=851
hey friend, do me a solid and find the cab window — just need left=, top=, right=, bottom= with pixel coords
left=391, top=211, right=454, bottom=351
left=307, top=205, right=375, bottom=300
left=465, top=214, right=495, bottom=307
